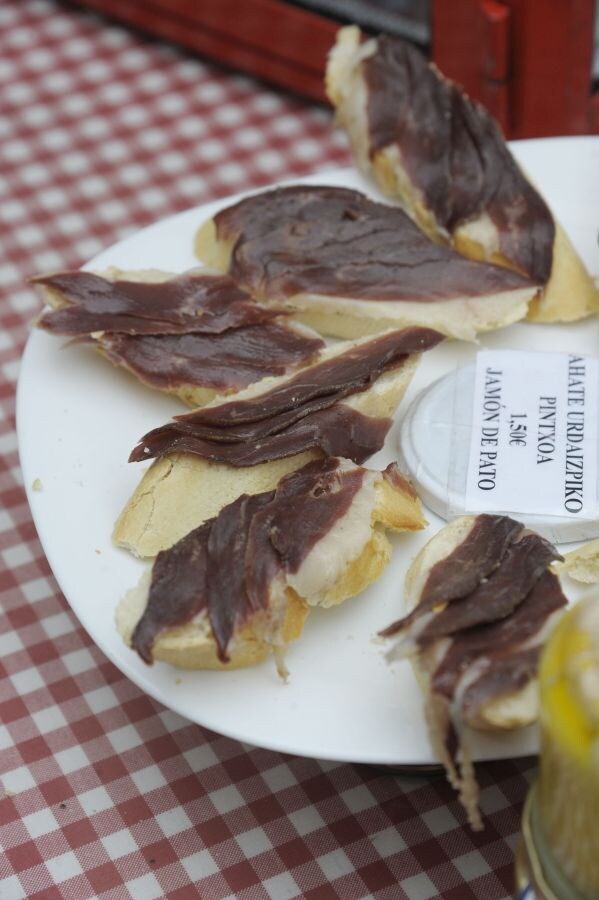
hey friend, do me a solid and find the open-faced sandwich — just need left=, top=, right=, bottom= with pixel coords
left=381, top=514, right=568, bottom=828
left=33, top=267, right=325, bottom=407
left=114, top=325, right=443, bottom=557
left=195, top=185, right=538, bottom=341
left=116, top=457, right=425, bottom=674
left=326, top=26, right=599, bottom=324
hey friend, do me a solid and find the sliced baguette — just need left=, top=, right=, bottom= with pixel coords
left=402, top=515, right=542, bottom=732
left=36, top=267, right=221, bottom=408
left=195, top=211, right=535, bottom=343
left=114, top=345, right=420, bottom=558
left=34, top=266, right=323, bottom=408
left=116, top=460, right=426, bottom=670
left=326, top=26, right=599, bottom=325
left=116, top=569, right=310, bottom=671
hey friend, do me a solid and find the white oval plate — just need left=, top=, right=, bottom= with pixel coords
left=17, top=137, right=599, bottom=765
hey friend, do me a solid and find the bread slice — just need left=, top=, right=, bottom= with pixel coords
left=326, top=26, right=599, bottom=325
left=34, top=266, right=324, bottom=408
left=116, top=459, right=426, bottom=671
left=556, top=538, right=599, bottom=583
left=195, top=195, right=536, bottom=343
left=114, top=340, right=420, bottom=558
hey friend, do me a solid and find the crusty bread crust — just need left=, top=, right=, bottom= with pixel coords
left=326, top=26, right=599, bottom=326
left=194, top=220, right=232, bottom=273
left=313, top=530, right=390, bottom=608
left=114, top=450, right=318, bottom=559
left=114, top=345, right=420, bottom=558
left=524, top=222, right=599, bottom=322
left=116, top=464, right=425, bottom=670
left=556, top=537, right=599, bottom=584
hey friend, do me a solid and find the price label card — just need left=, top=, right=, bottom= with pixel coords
left=465, top=350, right=599, bottom=519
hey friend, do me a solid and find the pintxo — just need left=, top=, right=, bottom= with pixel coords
left=33, top=268, right=325, bottom=407
left=115, top=327, right=443, bottom=557
left=117, top=458, right=426, bottom=673
left=195, top=185, right=537, bottom=341
left=381, top=515, right=567, bottom=829
left=326, top=26, right=599, bottom=324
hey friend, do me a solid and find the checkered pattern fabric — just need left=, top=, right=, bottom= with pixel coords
left=0, top=2, right=535, bottom=897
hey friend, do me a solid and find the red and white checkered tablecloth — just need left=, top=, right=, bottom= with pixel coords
left=0, top=2, right=535, bottom=897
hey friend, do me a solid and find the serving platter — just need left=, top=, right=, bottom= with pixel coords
left=17, top=137, right=599, bottom=764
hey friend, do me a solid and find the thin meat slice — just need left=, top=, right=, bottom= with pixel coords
left=359, top=35, right=554, bottom=282
left=33, top=269, right=325, bottom=404
left=34, top=269, right=282, bottom=335
left=431, top=570, right=567, bottom=700
left=100, top=324, right=324, bottom=393
left=381, top=515, right=568, bottom=831
left=380, top=514, right=522, bottom=638
left=418, top=531, right=561, bottom=642
left=130, top=404, right=391, bottom=468
left=211, top=185, right=535, bottom=302
left=129, top=327, right=444, bottom=465
left=326, top=26, right=599, bottom=324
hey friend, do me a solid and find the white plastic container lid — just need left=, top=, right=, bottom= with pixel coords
left=397, top=363, right=599, bottom=545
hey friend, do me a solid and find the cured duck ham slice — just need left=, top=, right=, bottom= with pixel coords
left=129, top=326, right=443, bottom=465
left=33, top=268, right=324, bottom=406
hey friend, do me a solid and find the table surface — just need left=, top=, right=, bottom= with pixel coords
left=0, top=2, right=535, bottom=897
